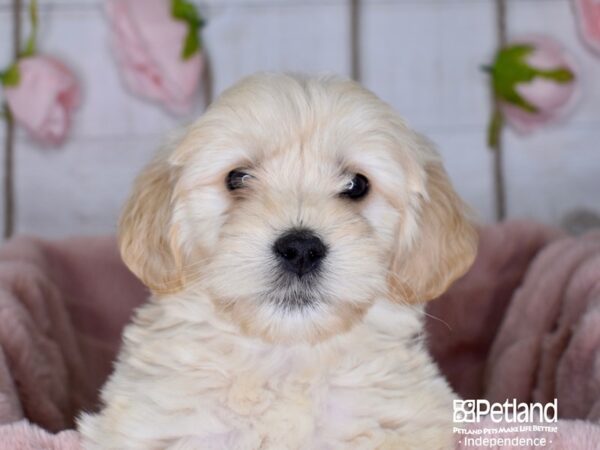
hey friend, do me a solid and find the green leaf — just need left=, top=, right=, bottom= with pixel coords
left=490, top=45, right=538, bottom=112
left=21, top=0, right=38, bottom=57
left=171, top=0, right=205, bottom=60
left=182, top=29, right=201, bottom=60
left=488, top=43, right=575, bottom=114
left=538, top=67, right=575, bottom=83
left=0, top=64, right=20, bottom=87
left=171, top=0, right=202, bottom=25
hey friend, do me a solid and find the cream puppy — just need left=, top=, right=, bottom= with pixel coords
left=78, top=73, right=477, bottom=450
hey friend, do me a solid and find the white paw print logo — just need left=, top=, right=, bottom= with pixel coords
left=453, top=399, right=477, bottom=423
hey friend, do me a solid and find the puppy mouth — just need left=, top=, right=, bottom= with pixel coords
left=266, top=271, right=323, bottom=310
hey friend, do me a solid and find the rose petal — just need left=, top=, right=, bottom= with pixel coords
left=38, top=101, right=68, bottom=145
left=4, top=55, right=80, bottom=145
left=516, top=78, right=575, bottom=112
left=573, top=0, right=600, bottom=55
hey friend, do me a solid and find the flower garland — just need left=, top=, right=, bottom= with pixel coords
left=0, top=0, right=81, bottom=146
left=0, top=0, right=81, bottom=237
left=0, top=0, right=206, bottom=238
left=0, top=0, right=596, bottom=238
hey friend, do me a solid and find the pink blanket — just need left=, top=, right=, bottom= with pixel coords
left=0, top=236, right=145, bottom=449
left=0, top=222, right=599, bottom=449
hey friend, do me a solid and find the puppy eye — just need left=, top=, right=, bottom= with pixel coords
left=341, top=174, right=369, bottom=200
left=226, top=170, right=252, bottom=191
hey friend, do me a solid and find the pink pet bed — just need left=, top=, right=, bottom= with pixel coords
left=0, top=221, right=599, bottom=449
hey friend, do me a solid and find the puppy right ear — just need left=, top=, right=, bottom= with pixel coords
left=389, top=160, right=478, bottom=303
left=118, top=152, right=184, bottom=294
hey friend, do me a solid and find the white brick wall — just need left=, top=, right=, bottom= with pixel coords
left=0, top=0, right=598, bottom=237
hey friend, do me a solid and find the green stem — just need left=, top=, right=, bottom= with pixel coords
left=21, top=0, right=38, bottom=57
left=487, top=107, right=503, bottom=149
left=3, top=102, right=15, bottom=239
left=4, top=0, right=21, bottom=239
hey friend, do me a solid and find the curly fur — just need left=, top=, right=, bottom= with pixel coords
left=78, top=73, right=477, bottom=450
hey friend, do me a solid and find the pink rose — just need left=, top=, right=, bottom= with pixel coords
left=4, top=56, right=80, bottom=146
left=106, top=0, right=204, bottom=114
left=497, top=36, right=578, bottom=134
left=573, top=0, right=600, bottom=54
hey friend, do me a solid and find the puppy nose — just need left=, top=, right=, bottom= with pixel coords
left=273, top=230, right=327, bottom=277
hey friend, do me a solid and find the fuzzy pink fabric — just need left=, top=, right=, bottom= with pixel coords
left=484, top=229, right=600, bottom=420
left=427, top=221, right=563, bottom=400
left=0, top=236, right=145, bottom=449
left=0, top=420, right=80, bottom=449
left=0, top=221, right=600, bottom=449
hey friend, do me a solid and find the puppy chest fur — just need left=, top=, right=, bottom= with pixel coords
left=79, top=297, right=455, bottom=450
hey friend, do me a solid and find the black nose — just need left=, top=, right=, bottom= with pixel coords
left=273, top=230, right=327, bottom=277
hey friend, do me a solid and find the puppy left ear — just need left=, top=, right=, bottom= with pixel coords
left=119, top=152, right=185, bottom=294
left=390, top=161, right=478, bottom=303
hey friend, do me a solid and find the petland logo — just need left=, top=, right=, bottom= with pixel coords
left=454, top=399, right=558, bottom=423
left=453, top=399, right=558, bottom=448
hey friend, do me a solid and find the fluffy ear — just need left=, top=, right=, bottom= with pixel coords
left=390, top=161, right=478, bottom=303
left=118, top=152, right=184, bottom=294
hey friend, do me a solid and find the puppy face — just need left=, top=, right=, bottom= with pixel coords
left=120, top=74, right=477, bottom=344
